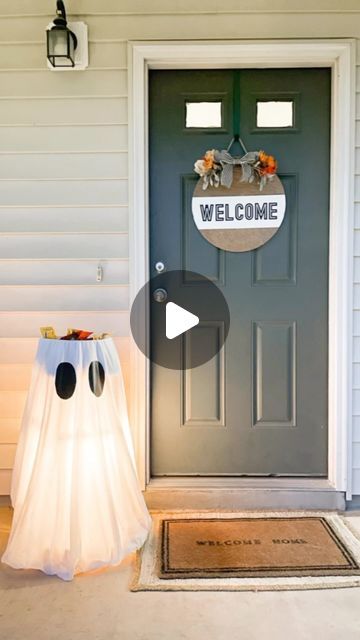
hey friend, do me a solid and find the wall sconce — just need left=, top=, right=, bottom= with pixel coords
left=46, top=1, right=88, bottom=70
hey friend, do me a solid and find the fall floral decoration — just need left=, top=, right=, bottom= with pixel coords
left=194, top=149, right=221, bottom=189
left=258, top=150, right=277, bottom=177
left=194, top=148, right=278, bottom=191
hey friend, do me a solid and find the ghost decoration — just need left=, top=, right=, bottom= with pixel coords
left=2, top=337, right=151, bottom=581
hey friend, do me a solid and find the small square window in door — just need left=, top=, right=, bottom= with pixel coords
left=185, top=101, right=222, bottom=128
left=250, top=92, right=300, bottom=133
left=257, top=101, right=293, bottom=128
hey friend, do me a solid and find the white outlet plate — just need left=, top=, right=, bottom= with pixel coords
left=46, top=21, right=88, bottom=71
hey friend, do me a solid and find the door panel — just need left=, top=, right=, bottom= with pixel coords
left=149, top=68, right=330, bottom=476
left=182, top=322, right=225, bottom=427
left=182, top=175, right=225, bottom=283
left=252, top=174, right=297, bottom=285
left=253, top=320, right=296, bottom=427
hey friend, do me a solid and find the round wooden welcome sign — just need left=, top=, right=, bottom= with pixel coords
left=192, top=167, right=286, bottom=252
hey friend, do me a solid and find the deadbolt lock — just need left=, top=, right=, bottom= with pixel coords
left=153, top=288, right=168, bottom=303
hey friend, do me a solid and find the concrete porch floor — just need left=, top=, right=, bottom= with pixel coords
left=1, top=506, right=360, bottom=640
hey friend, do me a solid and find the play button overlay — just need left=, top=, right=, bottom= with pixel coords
left=130, top=269, right=230, bottom=370
left=166, top=302, right=199, bottom=340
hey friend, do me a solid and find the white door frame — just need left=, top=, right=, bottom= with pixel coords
left=128, top=39, right=356, bottom=497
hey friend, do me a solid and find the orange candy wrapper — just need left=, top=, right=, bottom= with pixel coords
left=61, top=328, right=93, bottom=340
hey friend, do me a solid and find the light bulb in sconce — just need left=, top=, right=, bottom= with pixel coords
left=53, top=30, right=68, bottom=56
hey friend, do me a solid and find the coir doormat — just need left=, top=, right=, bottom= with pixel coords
left=131, top=512, right=360, bottom=591
left=161, top=517, right=360, bottom=579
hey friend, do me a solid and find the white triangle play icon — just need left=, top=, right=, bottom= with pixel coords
left=166, top=302, right=199, bottom=340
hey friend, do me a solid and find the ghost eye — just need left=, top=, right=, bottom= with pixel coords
left=55, top=362, right=76, bottom=399
left=89, top=361, right=105, bottom=397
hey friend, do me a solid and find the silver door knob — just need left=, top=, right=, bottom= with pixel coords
left=155, top=261, right=165, bottom=273
left=153, top=288, right=167, bottom=303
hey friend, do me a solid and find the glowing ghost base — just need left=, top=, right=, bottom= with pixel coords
left=2, top=338, right=151, bottom=581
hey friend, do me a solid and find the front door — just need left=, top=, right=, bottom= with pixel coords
left=149, top=68, right=330, bottom=476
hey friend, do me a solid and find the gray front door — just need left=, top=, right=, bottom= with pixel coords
left=149, top=68, right=330, bottom=476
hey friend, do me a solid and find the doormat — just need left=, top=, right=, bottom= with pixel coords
left=131, top=512, right=360, bottom=592
left=161, top=517, right=360, bottom=579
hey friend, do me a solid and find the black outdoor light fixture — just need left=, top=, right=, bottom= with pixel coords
left=46, top=0, right=78, bottom=68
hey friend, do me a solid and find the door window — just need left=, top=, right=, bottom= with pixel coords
left=256, top=100, right=294, bottom=128
left=185, top=101, right=222, bottom=128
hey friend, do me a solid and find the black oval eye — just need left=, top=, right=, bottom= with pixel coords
left=89, top=361, right=105, bottom=397
left=55, top=362, right=76, bottom=399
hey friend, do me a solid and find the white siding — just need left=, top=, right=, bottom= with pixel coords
left=0, top=0, right=359, bottom=496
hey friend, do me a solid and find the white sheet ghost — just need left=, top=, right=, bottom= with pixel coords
left=2, top=337, right=151, bottom=580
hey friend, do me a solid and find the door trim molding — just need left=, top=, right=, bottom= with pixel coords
left=128, top=39, right=356, bottom=497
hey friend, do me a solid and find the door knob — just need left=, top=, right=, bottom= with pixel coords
left=155, top=261, right=165, bottom=273
left=153, top=288, right=167, bottom=303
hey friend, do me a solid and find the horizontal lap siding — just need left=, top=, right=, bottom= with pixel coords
left=2, top=14, right=360, bottom=41
left=0, top=12, right=131, bottom=495
left=0, top=313, right=130, bottom=338
left=0, top=234, right=128, bottom=258
left=0, top=156, right=128, bottom=180
left=1, top=0, right=360, bottom=13
left=0, top=207, right=128, bottom=232
left=0, top=98, right=127, bottom=124
left=0, top=0, right=359, bottom=495
left=0, top=126, right=127, bottom=151
left=0, top=260, right=129, bottom=284
left=0, top=70, right=127, bottom=96
left=0, top=13, right=131, bottom=493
